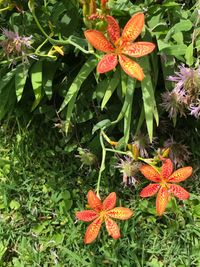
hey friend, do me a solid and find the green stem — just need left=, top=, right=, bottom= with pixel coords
left=0, top=5, right=12, bottom=12
left=96, top=131, right=106, bottom=198
left=30, top=7, right=93, bottom=54
left=105, top=148, right=128, bottom=155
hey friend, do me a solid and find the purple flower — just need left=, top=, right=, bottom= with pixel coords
left=161, top=90, right=186, bottom=119
left=163, top=137, right=191, bottom=167
left=0, top=28, right=34, bottom=64
left=115, top=156, right=141, bottom=186
left=163, top=64, right=200, bottom=119
left=189, top=102, right=200, bottom=119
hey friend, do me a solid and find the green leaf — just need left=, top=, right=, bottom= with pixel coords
left=0, top=66, right=17, bottom=93
left=162, top=0, right=180, bottom=7
left=42, top=61, right=58, bottom=100
left=185, top=43, right=194, bottom=67
left=31, top=61, right=43, bottom=111
left=0, top=79, right=16, bottom=120
left=123, top=77, right=136, bottom=145
left=164, top=20, right=193, bottom=42
left=92, top=119, right=111, bottom=134
left=59, top=56, right=97, bottom=112
left=9, top=200, right=20, bottom=210
left=101, top=69, right=120, bottom=110
left=141, top=57, right=158, bottom=142
left=15, top=65, right=29, bottom=102
left=136, top=107, right=145, bottom=134
left=161, top=44, right=187, bottom=56
left=94, top=78, right=109, bottom=103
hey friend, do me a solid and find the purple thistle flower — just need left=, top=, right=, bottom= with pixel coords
left=163, top=64, right=200, bottom=119
left=0, top=28, right=34, bottom=64
left=163, top=137, right=191, bottom=167
left=189, top=102, right=200, bottom=119
left=115, top=156, right=141, bottom=186
left=161, top=90, right=186, bottom=119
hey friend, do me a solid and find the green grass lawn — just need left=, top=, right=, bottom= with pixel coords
left=0, top=121, right=200, bottom=267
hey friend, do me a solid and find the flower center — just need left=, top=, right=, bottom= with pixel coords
left=99, top=210, right=107, bottom=220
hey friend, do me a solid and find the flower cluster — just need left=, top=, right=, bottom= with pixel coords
left=161, top=65, right=200, bottom=119
left=0, top=28, right=34, bottom=64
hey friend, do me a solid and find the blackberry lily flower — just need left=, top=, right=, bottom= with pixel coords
left=76, top=190, right=133, bottom=244
left=84, top=13, right=155, bottom=80
left=140, top=158, right=192, bottom=216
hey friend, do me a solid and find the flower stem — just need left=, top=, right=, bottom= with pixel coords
left=96, top=131, right=106, bottom=198
left=30, top=4, right=93, bottom=54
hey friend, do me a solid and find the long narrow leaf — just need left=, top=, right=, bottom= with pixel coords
left=123, top=77, right=136, bottom=146
left=59, top=56, right=98, bottom=112
left=31, top=61, right=43, bottom=111
left=101, top=69, right=120, bottom=110
left=15, top=64, right=29, bottom=102
left=141, top=57, right=158, bottom=142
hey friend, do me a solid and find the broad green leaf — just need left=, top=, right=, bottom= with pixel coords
left=15, top=65, right=29, bottom=102
left=31, top=61, right=43, bottom=111
left=59, top=56, right=97, bottom=112
left=161, top=44, right=187, bottom=56
left=162, top=0, right=180, bottom=7
left=101, top=69, right=120, bottom=110
left=9, top=200, right=20, bottom=210
left=164, top=20, right=193, bottom=42
left=172, top=32, right=183, bottom=44
left=185, top=43, right=194, bottom=66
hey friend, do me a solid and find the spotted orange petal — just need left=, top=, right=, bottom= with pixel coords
left=87, top=190, right=102, bottom=212
left=103, top=192, right=116, bottom=210
left=118, top=55, right=144, bottom=81
left=156, top=187, right=169, bottom=216
left=106, top=207, right=133, bottom=220
left=169, top=184, right=190, bottom=200
left=140, top=183, right=160, bottom=197
left=106, top=15, right=120, bottom=44
left=84, top=217, right=103, bottom=244
left=105, top=217, right=120, bottom=239
left=122, top=42, right=155, bottom=58
left=76, top=210, right=98, bottom=222
left=97, top=54, right=118, bottom=73
left=139, top=165, right=161, bottom=182
left=122, top=12, right=144, bottom=42
left=161, top=158, right=174, bottom=181
left=168, top=166, right=193, bottom=183
left=84, top=30, right=114, bottom=53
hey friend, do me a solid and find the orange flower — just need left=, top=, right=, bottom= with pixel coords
left=84, top=13, right=155, bottom=81
left=76, top=190, right=133, bottom=244
left=140, top=158, right=193, bottom=216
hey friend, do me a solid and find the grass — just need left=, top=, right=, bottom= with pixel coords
left=0, top=120, right=200, bottom=267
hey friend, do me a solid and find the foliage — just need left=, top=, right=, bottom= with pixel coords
left=0, top=0, right=200, bottom=262
left=0, top=121, right=199, bottom=266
